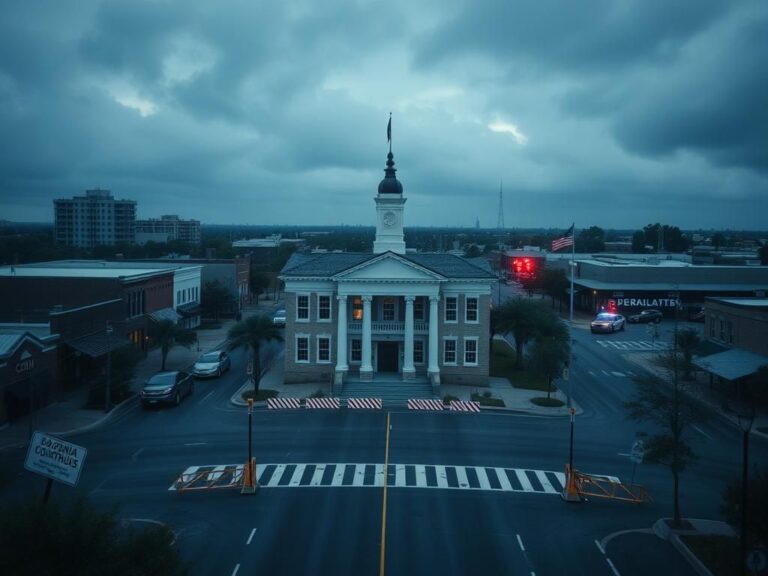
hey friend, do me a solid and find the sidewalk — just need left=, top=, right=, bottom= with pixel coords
left=0, top=299, right=282, bottom=451
left=625, top=352, right=768, bottom=440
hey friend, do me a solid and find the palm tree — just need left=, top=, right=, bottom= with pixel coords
left=675, top=327, right=701, bottom=381
left=228, top=315, right=284, bottom=393
left=495, top=298, right=548, bottom=369
left=149, top=319, right=198, bottom=371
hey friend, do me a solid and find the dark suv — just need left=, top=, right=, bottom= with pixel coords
left=628, top=309, right=663, bottom=324
left=141, top=371, right=193, bottom=408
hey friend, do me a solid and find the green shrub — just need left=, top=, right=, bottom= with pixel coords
left=308, top=389, right=326, bottom=398
left=443, top=394, right=459, bottom=405
left=530, top=397, right=565, bottom=407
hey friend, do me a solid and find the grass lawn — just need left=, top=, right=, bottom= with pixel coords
left=679, top=534, right=739, bottom=576
left=490, top=340, right=556, bottom=393
left=241, top=388, right=279, bottom=402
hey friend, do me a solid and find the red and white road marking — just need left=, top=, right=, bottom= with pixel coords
left=346, top=398, right=383, bottom=410
left=267, top=397, right=301, bottom=409
left=305, top=397, right=341, bottom=409
left=407, top=399, right=445, bottom=411
left=449, top=400, right=481, bottom=412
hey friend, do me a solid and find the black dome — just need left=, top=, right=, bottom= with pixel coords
left=378, top=152, right=403, bottom=195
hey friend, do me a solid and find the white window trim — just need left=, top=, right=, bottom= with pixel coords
left=316, top=334, right=332, bottom=364
left=443, top=336, right=458, bottom=366
left=465, top=297, right=479, bottom=324
left=317, top=294, right=332, bottom=323
left=295, top=334, right=310, bottom=363
left=296, top=293, right=310, bottom=322
left=463, top=337, right=479, bottom=366
left=444, top=296, right=458, bottom=324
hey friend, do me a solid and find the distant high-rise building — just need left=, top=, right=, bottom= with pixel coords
left=54, top=189, right=136, bottom=247
left=135, top=215, right=201, bottom=245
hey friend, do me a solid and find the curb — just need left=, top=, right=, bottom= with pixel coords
left=652, top=518, right=724, bottom=576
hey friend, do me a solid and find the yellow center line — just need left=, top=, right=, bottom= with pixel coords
left=379, top=411, right=391, bottom=576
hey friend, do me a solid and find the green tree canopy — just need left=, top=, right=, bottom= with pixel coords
left=201, top=279, right=234, bottom=320
left=624, top=359, right=706, bottom=527
left=495, top=299, right=551, bottom=369
left=675, top=327, right=701, bottom=381
left=148, top=319, right=197, bottom=371
left=576, top=226, right=605, bottom=252
left=0, top=497, right=187, bottom=576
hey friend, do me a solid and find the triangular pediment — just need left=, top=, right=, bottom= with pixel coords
left=333, top=252, right=444, bottom=281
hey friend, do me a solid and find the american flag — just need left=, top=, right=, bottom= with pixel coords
left=551, top=225, right=574, bottom=251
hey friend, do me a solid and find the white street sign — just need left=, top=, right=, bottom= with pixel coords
left=24, top=432, right=87, bottom=487
left=629, top=440, right=645, bottom=464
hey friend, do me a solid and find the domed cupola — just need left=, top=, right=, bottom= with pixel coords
left=378, top=152, right=403, bottom=195
left=373, top=116, right=407, bottom=254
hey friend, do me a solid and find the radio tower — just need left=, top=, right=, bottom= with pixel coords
left=496, top=180, right=505, bottom=230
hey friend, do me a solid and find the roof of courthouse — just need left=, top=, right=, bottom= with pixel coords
left=281, top=251, right=496, bottom=280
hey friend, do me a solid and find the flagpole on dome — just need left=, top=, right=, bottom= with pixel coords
left=387, top=112, right=392, bottom=155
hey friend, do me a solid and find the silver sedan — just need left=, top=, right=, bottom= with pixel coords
left=590, top=313, right=626, bottom=333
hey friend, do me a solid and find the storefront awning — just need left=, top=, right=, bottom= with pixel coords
left=67, top=331, right=132, bottom=358
left=693, top=348, right=768, bottom=381
left=149, top=307, right=181, bottom=323
left=177, top=302, right=201, bottom=317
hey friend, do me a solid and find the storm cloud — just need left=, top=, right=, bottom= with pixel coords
left=0, top=0, right=766, bottom=230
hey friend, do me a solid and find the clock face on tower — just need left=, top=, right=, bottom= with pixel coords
left=383, top=211, right=396, bottom=227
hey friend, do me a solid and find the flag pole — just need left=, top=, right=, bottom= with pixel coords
left=569, top=222, right=575, bottom=323
left=567, top=223, right=575, bottom=410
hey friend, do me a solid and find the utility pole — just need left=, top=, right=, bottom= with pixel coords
left=105, top=323, right=113, bottom=413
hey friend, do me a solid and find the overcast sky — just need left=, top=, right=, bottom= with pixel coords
left=1, top=0, right=766, bottom=230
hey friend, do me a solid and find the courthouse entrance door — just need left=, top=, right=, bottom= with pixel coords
left=376, top=342, right=399, bottom=373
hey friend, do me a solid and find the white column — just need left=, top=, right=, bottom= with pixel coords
left=403, top=296, right=415, bottom=379
left=428, top=296, right=440, bottom=377
left=360, top=296, right=373, bottom=379
left=336, top=294, right=348, bottom=373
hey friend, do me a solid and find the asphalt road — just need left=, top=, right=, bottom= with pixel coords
left=2, top=318, right=767, bottom=576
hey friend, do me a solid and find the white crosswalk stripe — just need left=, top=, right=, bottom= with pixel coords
left=169, top=463, right=609, bottom=496
left=596, top=340, right=669, bottom=351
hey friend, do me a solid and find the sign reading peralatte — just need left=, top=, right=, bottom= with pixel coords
left=24, top=431, right=87, bottom=487
left=616, top=298, right=679, bottom=308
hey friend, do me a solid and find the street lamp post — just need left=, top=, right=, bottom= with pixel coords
left=105, top=323, right=113, bottom=413
left=737, top=408, right=754, bottom=576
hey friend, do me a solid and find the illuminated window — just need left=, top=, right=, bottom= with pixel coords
left=465, top=297, right=478, bottom=323
left=352, top=297, right=363, bottom=320
left=317, top=336, right=331, bottom=363
left=445, top=297, right=457, bottom=323
left=297, top=295, right=309, bottom=320
left=351, top=339, right=362, bottom=362
left=296, top=336, right=309, bottom=362
left=464, top=338, right=478, bottom=366
left=318, top=295, right=331, bottom=321
left=443, top=338, right=457, bottom=365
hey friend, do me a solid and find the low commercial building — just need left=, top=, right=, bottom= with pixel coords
left=135, top=215, right=201, bottom=245
left=547, top=254, right=768, bottom=318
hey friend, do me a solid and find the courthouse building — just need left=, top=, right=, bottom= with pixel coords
left=280, top=149, right=496, bottom=387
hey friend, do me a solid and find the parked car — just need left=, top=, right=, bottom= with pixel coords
left=590, top=313, right=626, bottom=333
left=141, top=371, right=193, bottom=408
left=192, top=350, right=231, bottom=378
left=628, top=309, right=663, bottom=324
left=272, top=309, right=286, bottom=327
